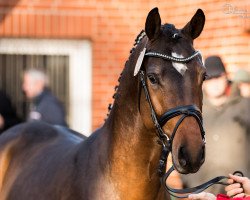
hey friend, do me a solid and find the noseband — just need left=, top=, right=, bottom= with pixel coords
left=139, top=50, right=243, bottom=198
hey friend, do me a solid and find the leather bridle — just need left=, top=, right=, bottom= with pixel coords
left=139, top=50, right=244, bottom=198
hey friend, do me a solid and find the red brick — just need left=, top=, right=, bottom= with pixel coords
left=19, top=13, right=28, bottom=36
left=0, top=14, right=4, bottom=35
left=3, top=14, right=12, bottom=35
left=50, top=15, right=59, bottom=37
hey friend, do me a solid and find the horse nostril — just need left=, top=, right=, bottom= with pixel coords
left=178, top=146, right=188, bottom=167
left=179, top=158, right=187, bottom=167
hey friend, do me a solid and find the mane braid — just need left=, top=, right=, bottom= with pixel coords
left=105, top=30, right=146, bottom=121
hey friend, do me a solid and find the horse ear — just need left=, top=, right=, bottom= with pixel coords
left=145, top=7, right=161, bottom=40
left=182, top=9, right=205, bottom=40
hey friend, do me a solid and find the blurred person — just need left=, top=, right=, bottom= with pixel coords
left=23, top=68, right=67, bottom=126
left=233, top=69, right=250, bottom=98
left=188, top=174, right=250, bottom=200
left=202, top=56, right=231, bottom=106
left=0, top=90, right=21, bottom=133
left=181, top=56, right=250, bottom=194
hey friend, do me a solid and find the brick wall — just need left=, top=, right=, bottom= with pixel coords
left=1, top=0, right=249, bottom=129
left=1, top=0, right=250, bottom=189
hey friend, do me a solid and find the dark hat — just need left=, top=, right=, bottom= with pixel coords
left=205, top=56, right=226, bottom=79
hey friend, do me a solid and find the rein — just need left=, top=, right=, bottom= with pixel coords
left=139, top=50, right=244, bottom=198
left=162, top=166, right=244, bottom=198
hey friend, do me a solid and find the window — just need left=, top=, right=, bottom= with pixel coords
left=0, top=39, right=92, bottom=135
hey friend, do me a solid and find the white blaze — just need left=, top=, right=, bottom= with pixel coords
left=171, top=52, right=188, bottom=76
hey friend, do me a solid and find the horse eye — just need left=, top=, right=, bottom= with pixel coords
left=172, top=33, right=182, bottom=40
left=147, top=74, right=158, bottom=84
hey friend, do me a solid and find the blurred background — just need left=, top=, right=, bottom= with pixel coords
left=0, top=0, right=250, bottom=190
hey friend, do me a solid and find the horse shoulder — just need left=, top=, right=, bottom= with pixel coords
left=0, top=122, right=86, bottom=199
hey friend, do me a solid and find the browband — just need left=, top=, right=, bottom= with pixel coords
left=145, top=51, right=201, bottom=63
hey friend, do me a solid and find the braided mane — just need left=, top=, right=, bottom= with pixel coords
left=105, top=30, right=146, bottom=120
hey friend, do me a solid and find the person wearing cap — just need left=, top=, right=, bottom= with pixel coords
left=181, top=56, right=250, bottom=194
left=202, top=56, right=232, bottom=106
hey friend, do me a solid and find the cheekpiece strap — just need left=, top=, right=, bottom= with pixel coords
left=139, top=70, right=169, bottom=143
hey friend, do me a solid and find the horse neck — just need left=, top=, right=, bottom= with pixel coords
left=106, top=39, right=151, bottom=149
left=103, top=41, right=164, bottom=199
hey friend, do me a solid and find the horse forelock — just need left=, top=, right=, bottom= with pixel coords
left=162, top=24, right=176, bottom=33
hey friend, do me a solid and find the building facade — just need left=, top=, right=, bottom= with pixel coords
left=0, top=0, right=250, bottom=189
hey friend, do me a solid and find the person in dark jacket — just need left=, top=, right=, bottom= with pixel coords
left=0, top=90, right=21, bottom=133
left=22, top=69, right=67, bottom=126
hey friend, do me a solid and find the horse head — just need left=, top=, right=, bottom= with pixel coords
left=138, top=8, right=206, bottom=174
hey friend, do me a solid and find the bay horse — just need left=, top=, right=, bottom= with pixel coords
left=0, top=8, right=206, bottom=200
